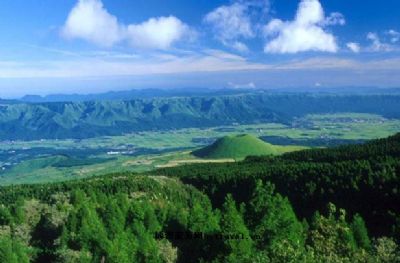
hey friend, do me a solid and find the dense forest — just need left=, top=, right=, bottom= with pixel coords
left=156, top=134, right=400, bottom=238
left=0, top=134, right=399, bottom=262
left=1, top=92, right=400, bottom=140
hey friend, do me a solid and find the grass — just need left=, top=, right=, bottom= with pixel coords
left=193, top=134, right=279, bottom=159
left=1, top=113, right=398, bottom=152
left=0, top=151, right=194, bottom=185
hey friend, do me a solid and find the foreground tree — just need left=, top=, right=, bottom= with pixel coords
left=248, top=180, right=304, bottom=252
left=351, top=214, right=371, bottom=251
left=219, top=194, right=253, bottom=263
left=307, top=203, right=373, bottom=262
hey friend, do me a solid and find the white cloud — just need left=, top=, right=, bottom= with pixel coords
left=62, top=0, right=191, bottom=50
left=0, top=49, right=268, bottom=79
left=204, top=3, right=254, bottom=41
left=346, top=42, right=360, bottom=53
left=62, top=0, right=123, bottom=47
left=367, top=32, right=380, bottom=49
left=273, top=57, right=400, bottom=71
left=126, top=17, right=192, bottom=50
left=275, top=57, right=357, bottom=70
left=386, top=29, right=400, bottom=43
left=367, top=32, right=393, bottom=52
left=204, top=3, right=253, bottom=52
left=228, top=81, right=256, bottom=89
left=204, top=0, right=269, bottom=52
left=263, top=0, right=342, bottom=54
left=5, top=52, right=400, bottom=92
left=203, top=49, right=246, bottom=61
left=323, top=12, right=346, bottom=26
left=231, top=41, right=249, bottom=53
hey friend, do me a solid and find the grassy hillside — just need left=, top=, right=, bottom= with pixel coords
left=192, top=134, right=306, bottom=159
left=192, top=134, right=278, bottom=159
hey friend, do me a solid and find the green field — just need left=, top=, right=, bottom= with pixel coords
left=0, top=113, right=399, bottom=185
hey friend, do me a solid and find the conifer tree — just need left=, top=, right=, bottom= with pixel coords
left=248, top=180, right=304, bottom=250
left=351, top=214, right=371, bottom=251
left=220, top=194, right=253, bottom=263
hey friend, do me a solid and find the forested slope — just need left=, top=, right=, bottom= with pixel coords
left=1, top=93, right=400, bottom=140
left=0, top=174, right=220, bottom=262
left=0, top=134, right=399, bottom=262
left=156, top=133, right=400, bottom=242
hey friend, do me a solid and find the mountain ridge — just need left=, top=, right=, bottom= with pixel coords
left=0, top=92, right=400, bottom=140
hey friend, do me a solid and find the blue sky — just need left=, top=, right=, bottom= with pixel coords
left=0, top=0, right=400, bottom=97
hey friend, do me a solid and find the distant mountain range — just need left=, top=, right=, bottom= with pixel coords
left=18, top=88, right=254, bottom=103
left=10, top=87, right=400, bottom=103
left=1, top=92, right=400, bottom=140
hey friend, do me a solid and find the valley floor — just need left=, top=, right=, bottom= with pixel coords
left=0, top=113, right=399, bottom=185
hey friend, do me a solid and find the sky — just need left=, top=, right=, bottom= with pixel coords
left=0, top=0, right=400, bottom=97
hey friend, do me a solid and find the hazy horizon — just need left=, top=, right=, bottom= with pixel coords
left=0, top=0, right=400, bottom=98
left=3, top=85, right=400, bottom=100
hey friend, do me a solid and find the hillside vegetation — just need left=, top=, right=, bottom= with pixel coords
left=192, top=134, right=278, bottom=159
left=0, top=134, right=399, bottom=262
left=157, top=133, right=400, bottom=239
left=1, top=93, right=400, bottom=140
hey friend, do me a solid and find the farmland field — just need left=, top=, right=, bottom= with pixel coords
left=0, top=112, right=399, bottom=185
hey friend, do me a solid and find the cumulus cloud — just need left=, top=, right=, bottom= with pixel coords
left=263, top=0, right=343, bottom=54
left=347, top=42, right=360, bottom=53
left=204, top=0, right=269, bottom=52
left=62, top=0, right=191, bottom=49
left=62, top=0, right=122, bottom=47
left=126, top=17, right=192, bottom=50
left=367, top=32, right=393, bottom=52
left=386, top=29, right=400, bottom=43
